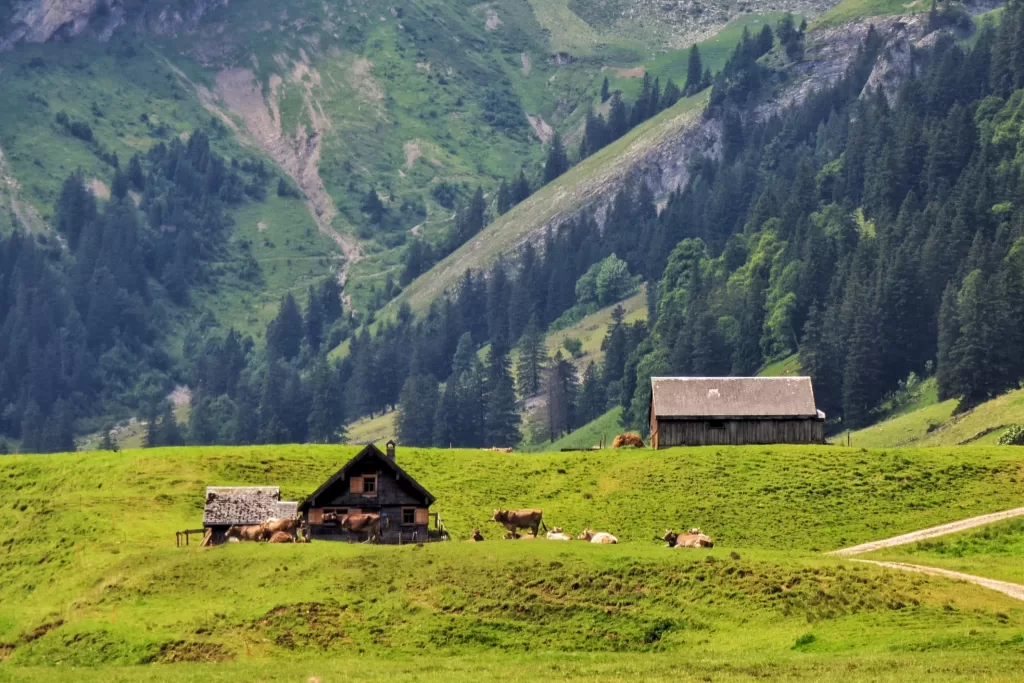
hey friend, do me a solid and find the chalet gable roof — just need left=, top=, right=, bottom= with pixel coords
left=650, top=376, right=821, bottom=419
left=203, top=486, right=299, bottom=526
left=299, top=443, right=436, bottom=510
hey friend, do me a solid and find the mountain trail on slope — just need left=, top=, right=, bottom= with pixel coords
left=828, top=507, right=1024, bottom=556
left=851, top=560, right=1024, bottom=602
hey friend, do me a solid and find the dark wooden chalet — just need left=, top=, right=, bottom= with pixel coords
left=300, top=442, right=437, bottom=543
left=649, top=376, right=826, bottom=447
left=202, top=486, right=298, bottom=545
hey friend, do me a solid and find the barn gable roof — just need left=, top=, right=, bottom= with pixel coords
left=203, top=486, right=299, bottom=526
left=299, top=443, right=436, bottom=510
left=650, top=376, right=822, bottom=419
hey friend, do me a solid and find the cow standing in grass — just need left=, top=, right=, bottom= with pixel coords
left=340, top=513, right=382, bottom=543
left=492, top=509, right=547, bottom=538
left=225, top=524, right=270, bottom=542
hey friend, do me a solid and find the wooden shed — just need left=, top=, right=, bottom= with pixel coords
left=202, top=486, right=298, bottom=545
left=299, top=442, right=437, bottom=543
left=649, top=376, right=825, bottom=448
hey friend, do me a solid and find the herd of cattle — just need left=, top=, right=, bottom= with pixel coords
left=483, top=508, right=714, bottom=547
left=219, top=508, right=713, bottom=547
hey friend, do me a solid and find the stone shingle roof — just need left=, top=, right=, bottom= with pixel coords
left=203, top=486, right=298, bottom=526
left=650, top=377, right=821, bottom=419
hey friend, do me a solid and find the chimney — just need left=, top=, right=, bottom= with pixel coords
left=386, top=440, right=396, bottom=460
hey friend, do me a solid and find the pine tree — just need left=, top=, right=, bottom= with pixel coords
left=307, top=354, right=344, bottom=443
left=483, top=347, right=521, bottom=447
left=578, top=362, right=607, bottom=424
left=600, top=76, right=610, bottom=102
left=544, top=132, right=569, bottom=183
left=143, top=406, right=159, bottom=448
left=661, top=79, right=681, bottom=109
left=545, top=351, right=579, bottom=440
left=497, top=179, right=513, bottom=215
left=397, top=372, right=440, bottom=446
left=515, top=315, right=546, bottom=398
left=513, top=170, right=532, bottom=204
left=266, top=294, right=304, bottom=361
left=609, top=93, right=629, bottom=140
left=157, top=403, right=185, bottom=447
left=362, top=187, right=385, bottom=223
left=684, top=44, right=704, bottom=96
left=99, top=425, right=118, bottom=452
left=305, top=285, right=325, bottom=353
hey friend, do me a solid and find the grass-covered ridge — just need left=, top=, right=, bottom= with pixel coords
left=845, top=384, right=1024, bottom=448
left=1, top=444, right=1023, bottom=679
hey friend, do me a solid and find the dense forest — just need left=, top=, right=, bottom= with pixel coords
left=3, top=2, right=1024, bottom=452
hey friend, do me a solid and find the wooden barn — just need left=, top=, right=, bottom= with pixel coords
left=649, top=376, right=826, bottom=448
left=202, top=486, right=298, bottom=545
left=300, top=442, right=438, bottom=543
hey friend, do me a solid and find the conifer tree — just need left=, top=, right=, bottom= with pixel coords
left=515, top=315, right=546, bottom=398
left=497, top=179, right=513, bottom=215
left=483, top=347, right=521, bottom=447
left=397, top=372, right=440, bottom=446
left=684, top=44, right=704, bottom=96
left=544, top=132, right=570, bottom=183
left=578, top=362, right=607, bottom=425
left=266, top=294, right=303, bottom=361
left=600, top=76, right=610, bottom=103
left=513, top=170, right=532, bottom=204
left=99, top=425, right=118, bottom=452
left=157, top=403, right=185, bottom=447
left=307, top=355, right=344, bottom=443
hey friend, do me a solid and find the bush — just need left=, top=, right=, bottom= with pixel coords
left=563, top=337, right=583, bottom=358
left=793, top=633, right=816, bottom=648
left=998, top=425, right=1024, bottom=445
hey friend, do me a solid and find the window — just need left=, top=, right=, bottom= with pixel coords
left=363, top=475, right=377, bottom=496
left=402, top=508, right=415, bottom=525
left=708, top=420, right=726, bottom=430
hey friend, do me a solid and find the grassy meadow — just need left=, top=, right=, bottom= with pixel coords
left=844, top=383, right=1024, bottom=448
left=866, top=516, right=1024, bottom=585
left=1, top=444, right=1024, bottom=680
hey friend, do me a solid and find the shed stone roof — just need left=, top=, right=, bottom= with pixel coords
left=203, top=486, right=298, bottom=526
left=650, top=376, right=821, bottom=419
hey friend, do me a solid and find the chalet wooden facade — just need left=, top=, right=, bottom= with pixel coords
left=649, top=376, right=826, bottom=448
left=202, top=486, right=298, bottom=546
left=299, top=442, right=437, bottom=543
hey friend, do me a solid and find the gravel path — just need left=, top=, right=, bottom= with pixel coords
left=850, top=560, right=1024, bottom=602
left=828, top=507, right=1024, bottom=556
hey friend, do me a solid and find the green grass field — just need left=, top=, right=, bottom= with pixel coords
left=865, top=517, right=1024, bottom=586
left=844, top=384, right=1024, bottom=448
left=1, top=444, right=1023, bottom=680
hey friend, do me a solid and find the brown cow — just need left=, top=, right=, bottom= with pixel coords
left=663, top=528, right=714, bottom=548
left=492, top=509, right=547, bottom=538
left=226, top=524, right=269, bottom=542
left=612, top=433, right=645, bottom=448
left=469, top=528, right=485, bottom=542
left=264, top=518, right=300, bottom=535
left=268, top=531, right=294, bottom=543
left=340, top=513, right=381, bottom=543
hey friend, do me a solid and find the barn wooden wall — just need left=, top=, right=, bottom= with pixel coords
left=655, top=418, right=824, bottom=447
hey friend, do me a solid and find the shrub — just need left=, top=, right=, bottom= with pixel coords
left=793, top=633, right=816, bottom=648
left=563, top=337, right=583, bottom=358
left=998, top=425, right=1024, bottom=445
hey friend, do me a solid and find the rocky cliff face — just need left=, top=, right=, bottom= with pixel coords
left=0, top=0, right=228, bottom=50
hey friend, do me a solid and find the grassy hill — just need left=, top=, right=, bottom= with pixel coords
left=865, top=516, right=1024, bottom=586
left=844, top=382, right=1024, bottom=448
left=1, top=444, right=1024, bottom=680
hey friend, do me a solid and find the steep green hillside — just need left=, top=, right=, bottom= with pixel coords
left=1, top=445, right=1023, bottom=679
left=0, top=39, right=336, bottom=337
left=845, top=384, right=1024, bottom=448
left=535, top=405, right=626, bottom=450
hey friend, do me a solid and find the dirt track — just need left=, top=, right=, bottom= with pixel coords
left=851, top=560, right=1024, bottom=602
left=828, top=507, right=1024, bottom=556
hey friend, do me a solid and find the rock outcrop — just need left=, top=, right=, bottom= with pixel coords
left=1, top=0, right=228, bottom=50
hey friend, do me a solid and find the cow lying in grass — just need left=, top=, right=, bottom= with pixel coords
left=578, top=528, right=618, bottom=544
left=545, top=527, right=573, bottom=541
left=469, top=528, right=484, bottom=542
left=662, top=528, right=714, bottom=548
left=493, top=509, right=547, bottom=538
